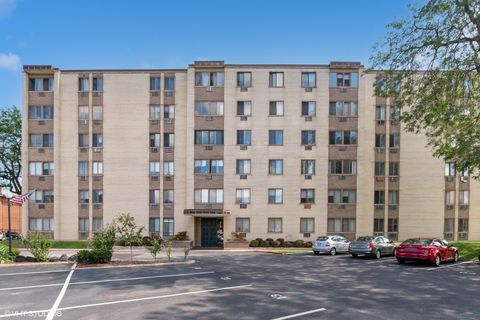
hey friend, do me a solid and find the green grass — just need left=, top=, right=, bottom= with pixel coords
left=451, top=242, right=480, bottom=261
left=8, top=240, right=88, bottom=249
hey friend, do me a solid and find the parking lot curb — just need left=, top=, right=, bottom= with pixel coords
left=75, top=259, right=196, bottom=270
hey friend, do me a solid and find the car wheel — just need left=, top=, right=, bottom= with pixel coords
left=397, top=258, right=405, bottom=264
left=375, top=250, right=381, bottom=259
left=433, top=254, right=441, bottom=267
left=392, top=248, right=396, bottom=257
left=351, top=254, right=358, bottom=258
left=330, top=248, right=336, bottom=256
left=454, top=251, right=459, bottom=263
left=313, top=251, right=319, bottom=255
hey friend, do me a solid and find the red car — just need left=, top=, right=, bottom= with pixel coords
left=396, top=238, right=459, bottom=267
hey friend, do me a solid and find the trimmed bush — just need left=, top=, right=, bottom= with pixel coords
left=260, top=240, right=270, bottom=247
left=171, top=232, right=189, bottom=241
left=255, top=238, right=263, bottom=244
left=23, top=232, right=52, bottom=262
left=276, top=238, right=285, bottom=245
left=76, top=249, right=112, bottom=264
left=265, top=238, right=274, bottom=246
left=305, top=241, right=313, bottom=248
left=294, top=240, right=305, bottom=248
left=249, top=240, right=259, bottom=247
left=272, top=240, right=280, bottom=247
left=284, top=241, right=293, bottom=248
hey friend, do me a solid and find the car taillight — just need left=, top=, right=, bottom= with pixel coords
left=369, top=242, right=374, bottom=249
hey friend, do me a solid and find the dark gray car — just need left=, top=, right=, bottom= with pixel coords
left=349, top=236, right=396, bottom=259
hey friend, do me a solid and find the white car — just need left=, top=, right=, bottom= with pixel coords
left=312, top=235, right=350, bottom=255
left=0, top=232, right=5, bottom=241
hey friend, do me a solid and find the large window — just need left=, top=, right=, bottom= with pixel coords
left=269, top=72, right=284, bottom=88
left=164, top=133, right=174, bottom=148
left=29, top=78, right=54, bottom=91
left=269, top=130, right=283, bottom=145
left=390, top=106, right=400, bottom=122
left=92, top=162, right=103, bottom=176
left=388, top=218, right=398, bottom=233
left=150, top=162, right=160, bottom=175
left=79, top=218, right=89, bottom=233
left=164, top=162, right=174, bottom=176
left=195, top=101, right=224, bottom=116
left=300, top=189, right=315, bottom=204
left=92, top=190, right=103, bottom=204
left=237, top=72, right=252, bottom=88
left=237, top=130, right=252, bottom=145
left=459, top=191, right=469, bottom=205
left=164, top=105, right=175, bottom=119
left=458, top=218, right=469, bottom=233
left=79, top=190, right=89, bottom=204
left=194, top=159, right=224, bottom=174
left=301, top=160, right=315, bottom=175
left=374, top=191, right=385, bottom=205
left=79, top=162, right=89, bottom=176
left=375, top=106, right=386, bottom=120
left=328, top=160, right=357, bottom=175
left=43, top=191, right=54, bottom=203
left=300, top=218, right=315, bottom=233
left=163, top=190, right=174, bottom=204
left=149, top=218, right=160, bottom=233
left=389, top=191, right=399, bottom=205
left=29, top=134, right=53, bottom=148
left=301, top=72, right=316, bottom=88
left=445, top=190, right=455, bottom=205
left=329, top=102, right=358, bottom=117
left=268, top=160, right=283, bottom=175
left=164, top=77, right=175, bottom=91
left=93, top=218, right=103, bottom=232
left=301, top=102, right=316, bottom=116
left=374, top=219, right=384, bottom=233
left=29, top=105, right=53, bottom=119
left=235, top=189, right=251, bottom=204
left=79, top=77, right=89, bottom=92
left=444, top=218, right=454, bottom=234
left=195, top=72, right=224, bottom=87
left=195, top=130, right=224, bottom=145
left=329, top=131, right=357, bottom=145
left=150, top=105, right=161, bottom=120
left=236, top=159, right=251, bottom=175
left=375, top=134, right=386, bottom=148
left=194, top=189, right=224, bottom=204
left=268, top=189, right=283, bottom=204
left=79, top=106, right=89, bottom=122
left=375, top=162, right=385, bottom=176
left=150, top=133, right=161, bottom=148
left=92, top=77, right=103, bottom=91
left=390, top=134, right=400, bottom=148
left=29, top=218, right=54, bottom=231
left=236, top=218, right=250, bottom=233
left=29, top=162, right=54, bottom=176
left=163, top=218, right=174, bottom=237
left=237, top=101, right=252, bottom=116
left=329, top=72, right=358, bottom=87
left=389, top=162, right=400, bottom=176
left=327, top=218, right=355, bottom=233
left=150, top=190, right=160, bottom=204
left=92, top=106, right=103, bottom=121
left=269, top=101, right=284, bottom=116
left=328, top=190, right=356, bottom=204
left=445, top=162, right=455, bottom=176
left=92, top=134, right=103, bottom=148
left=150, top=77, right=160, bottom=91
left=268, top=218, right=282, bottom=233
left=301, top=130, right=316, bottom=145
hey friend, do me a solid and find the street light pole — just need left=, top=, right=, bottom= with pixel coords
left=7, top=198, right=12, bottom=255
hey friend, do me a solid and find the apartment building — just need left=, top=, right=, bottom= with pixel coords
left=22, top=61, right=480, bottom=246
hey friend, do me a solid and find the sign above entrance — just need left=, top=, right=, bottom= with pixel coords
left=183, top=209, right=230, bottom=216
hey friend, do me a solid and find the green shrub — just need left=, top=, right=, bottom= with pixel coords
left=23, top=232, right=52, bottom=262
left=76, top=250, right=92, bottom=263
left=255, top=238, right=263, bottom=244
left=276, top=238, right=284, bottom=244
left=249, top=240, right=259, bottom=247
left=265, top=238, right=274, bottom=246
left=272, top=241, right=280, bottom=247
left=260, top=240, right=270, bottom=247
left=0, top=244, right=18, bottom=262
left=77, top=249, right=112, bottom=264
left=90, top=224, right=116, bottom=252
left=171, top=231, right=189, bottom=241
left=294, top=240, right=305, bottom=248
left=305, top=241, right=313, bottom=247
left=150, top=238, right=162, bottom=262
left=283, top=241, right=292, bottom=248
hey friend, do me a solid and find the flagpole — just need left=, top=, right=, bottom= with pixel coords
left=7, top=198, right=12, bottom=255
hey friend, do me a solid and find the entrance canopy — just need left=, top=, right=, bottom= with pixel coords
left=183, top=209, right=230, bottom=217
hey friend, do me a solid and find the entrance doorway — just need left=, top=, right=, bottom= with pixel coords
left=201, top=218, right=223, bottom=248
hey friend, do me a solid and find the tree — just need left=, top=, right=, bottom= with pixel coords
left=369, top=0, right=480, bottom=178
left=0, top=106, right=21, bottom=194
left=115, top=213, right=144, bottom=261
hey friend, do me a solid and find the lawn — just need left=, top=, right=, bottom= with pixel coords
left=451, top=242, right=480, bottom=260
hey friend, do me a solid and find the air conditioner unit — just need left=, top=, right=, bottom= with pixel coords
left=164, top=203, right=173, bottom=209
left=205, top=145, right=213, bottom=151
left=389, top=176, right=398, bottom=182
left=150, top=120, right=159, bottom=125
left=151, top=91, right=159, bottom=97
left=338, top=146, right=347, bottom=151
left=164, top=118, right=173, bottom=124
left=338, top=175, right=346, bottom=180
left=206, top=116, right=214, bottom=121
left=37, top=148, right=45, bottom=153
left=39, top=92, right=46, bottom=97
left=376, top=147, right=385, bottom=153
left=93, top=147, right=102, bottom=153
left=339, top=117, right=347, bottom=122
left=93, top=175, right=102, bottom=181
left=80, top=92, right=88, bottom=97
left=39, top=176, right=45, bottom=181
left=93, top=204, right=102, bottom=209
left=38, top=120, right=45, bottom=126
left=93, top=91, right=102, bottom=97
left=445, top=205, right=454, bottom=210
left=374, top=204, right=385, bottom=209
left=240, top=174, right=247, bottom=180
left=240, top=87, right=248, bottom=92
left=165, top=90, right=174, bottom=96
left=164, top=175, right=172, bottom=181
left=305, top=87, right=313, bottom=92
left=377, top=120, right=385, bottom=125
left=460, top=176, right=469, bottom=183
left=304, top=204, right=312, bottom=209
left=390, top=148, right=399, bottom=153
left=443, top=232, right=454, bottom=240
left=150, top=204, right=159, bottom=209
left=150, top=147, right=159, bottom=153
left=206, top=86, right=213, bottom=92
left=240, top=203, right=247, bottom=209
left=303, top=233, right=311, bottom=238
left=238, top=232, right=247, bottom=238
left=304, top=175, right=312, bottom=180
left=338, top=204, right=346, bottom=209
left=375, top=176, right=385, bottom=182
left=165, top=147, right=174, bottom=153
left=206, top=174, right=213, bottom=180
left=458, top=232, right=468, bottom=240
left=80, top=147, right=88, bottom=153
left=389, top=204, right=398, bottom=210
left=459, top=204, right=469, bottom=210
left=38, top=204, right=45, bottom=209
left=80, top=203, right=88, bottom=209
left=93, top=120, right=102, bottom=125
left=151, top=175, right=159, bottom=181
left=79, top=175, right=88, bottom=181
left=79, top=120, right=88, bottom=125
left=340, top=87, right=347, bottom=93
left=304, top=116, right=312, bottom=121
left=304, top=145, right=313, bottom=150
left=240, top=116, right=248, bottom=121
left=240, top=145, right=248, bottom=150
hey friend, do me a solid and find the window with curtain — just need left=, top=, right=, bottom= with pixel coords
left=268, top=189, right=283, bottom=204
left=236, top=130, right=251, bottom=145
left=150, top=105, right=161, bottom=120
left=269, top=72, right=284, bottom=87
left=235, top=218, right=250, bottom=232
left=269, top=130, right=283, bottom=145
left=164, top=105, right=175, bottom=119
left=93, top=77, right=103, bottom=91
left=301, top=72, right=316, bottom=88
left=300, top=189, right=315, bottom=203
left=235, top=189, right=251, bottom=204
left=237, top=101, right=252, bottom=116
left=301, top=130, right=316, bottom=145
left=268, top=218, right=282, bottom=233
left=300, top=218, right=315, bottom=233
left=301, top=101, right=316, bottom=116
left=301, top=160, right=315, bottom=175
left=237, top=72, right=252, bottom=88
left=163, top=218, right=174, bottom=236
left=150, top=77, right=160, bottom=91
left=268, top=160, right=283, bottom=175
left=92, top=106, right=103, bottom=121
left=236, top=159, right=251, bottom=175
left=269, top=101, right=284, bottom=116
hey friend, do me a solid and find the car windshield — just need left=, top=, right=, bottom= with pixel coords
left=356, top=236, right=374, bottom=242
left=402, top=239, right=431, bottom=245
left=316, top=236, right=329, bottom=241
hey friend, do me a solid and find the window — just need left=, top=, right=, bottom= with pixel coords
left=79, top=106, right=89, bottom=121
left=194, top=189, right=224, bottom=204
left=93, top=218, right=103, bottom=232
left=236, top=188, right=251, bottom=204
left=43, top=134, right=54, bottom=147
left=301, top=130, right=316, bottom=145
left=445, top=162, right=455, bottom=176
left=194, top=160, right=224, bottom=174
left=375, top=134, right=386, bottom=148
left=375, top=162, right=385, bottom=176
left=389, top=162, right=400, bottom=176
left=268, top=189, right=283, bottom=204
left=43, top=105, right=54, bottom=119
left=374, top=191, right=385, bottom=204
left=29, top=105, right=42, bottom=119
left=150, top=162, right=160, bottom=175
left=269, top=72, right=284, bottom=87
left=268, top=160, right=283, bottom=175
left=389, top=191, right=399, bottom=205
left=164, top=162, right=174, bottom=176
left=328, top=160, right=357, bottom=174
left=79, top=218, right=89, bottom=233
left=390, top=134, right=400, bottom=148
left=29, top=134, right=53, bottom=147
left=329, top=102, right=358, bottom=116
left=93, top=162, right=103, bottom=175
left=268, top=218, right=282, bottom=233
left=460, top=166, right=469, bottom=177
left=300, top=218, right=315, bottom=233
left=93, top=134, right=103, bottom=148
left=300, top=189, right=315, bottom=203
left=329, top=131, right=357, bottom=145
left=79, top=190, right=89, bottom=204
left=79, top=134, right=89, bottom=148
left=79, top=162, right=89, bottom=176
left=376, top=106, right=386, bottom=120
left=237, top=101, right=252, bottom=116
left=235, top=218, right=251, bottom=233
left=237, top=130, right=251, bottom=145
left=92, top=106, right=103, bottom=121
left=327, top=218, right=355, bottom=233
left=195, top=101, right=224, bottom=116
left=150, top=105, right=161, bottom=120
left=211, top=160, right=224, bottom=174
left=195, top=130, right=224, bottom=145
left=301, top=102, right=316, bottom=116
left=390, top=106, right=400, bottom=121
left=236, top=159, right=251, bottom=175
left=150, top=133, right=160, bottom=148
left=164, top=105, right=175, bottom=119
left=374, top=219, right=384, bottom=233
left=30, top=162, right=54, bottom=176
left=164, top=133, right=174, bottom=148
left=150, top=190, right=160, bottom=204
left=93, top=190, right=103, bottom=204
left=43, top=190, right=54, bottom=203
left=29, top=218, right=53, bottom=231
left=30, top=190, right=42, bottom=203
left=269, top=101, right=284, bottom=116
left=237, top=72, right=252, bottom=88
left=163, top=218, right=174, bottom=237
left=301, top=72, right=316, bottom=88
left=150, top=77, right=160, bottom=91
left=29, top=78, right=53, bottom=91
left=329, top=72, right=358, bottom=87
left=342, top=219, right=356, bottom=232
left=79, top=77, right=89, bottom=92
left=28, top=162, right=42, bottom=175
left=164, top=77, right=175, bottom=91
left=92, top=77, right=103, bottom=91
left=195, top=72, right=224, bottom=87
left=269, top=130, right=283, bottom=145
left=458, top=218, right=469, bottom=233
left=301, top=160, right=315, bottom=175
left=328, top=190, right=356, bottom=204
left=388, top=218, right=398, bottom=233
left=149, top=218, right=160, bottom=233
left=164, top=190, right=174, bottom=204
left=194, top=160, right=209, bottom=174
left=459, top=191, right=469, bottom=205
left=445, top=190, right=455, bottom=205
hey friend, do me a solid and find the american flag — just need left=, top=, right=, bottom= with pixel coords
left=10, top=190, right=36, bottom=205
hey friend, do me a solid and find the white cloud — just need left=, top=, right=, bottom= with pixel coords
left=0, top=0, right=16, bottom=19
left=0, top=53, right=21, bottom=71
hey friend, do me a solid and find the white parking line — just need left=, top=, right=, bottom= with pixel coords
left=426, top=261, right=473, bottom=271
left=0, top=269, right=69, bottom=277
left=45, top=263, right=76, bottom=320
left=0, top=284, right=253, bottom=318
left=0, top=271, right=215, bottom=292
left=271, top=308, right=327, bottom=320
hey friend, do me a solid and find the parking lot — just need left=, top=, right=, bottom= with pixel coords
left=0, top=252, right=478, bottom=320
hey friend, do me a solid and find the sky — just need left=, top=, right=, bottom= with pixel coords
left=0, top=0, right=412, bottom=109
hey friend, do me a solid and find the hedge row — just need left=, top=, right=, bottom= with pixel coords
left=249, top=238, right=313, bottom=248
